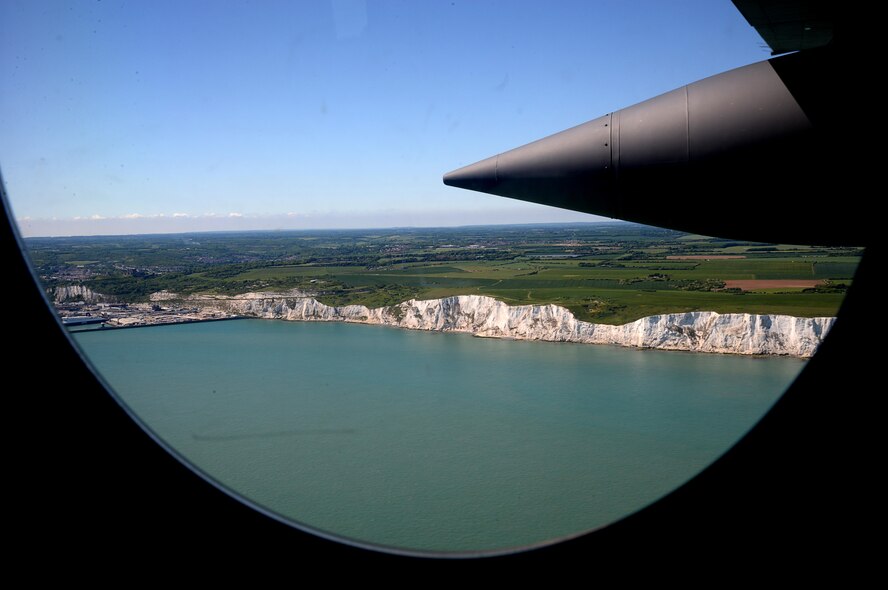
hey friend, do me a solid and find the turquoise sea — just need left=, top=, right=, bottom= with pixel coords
left=74, top=318, right=805, bottom=554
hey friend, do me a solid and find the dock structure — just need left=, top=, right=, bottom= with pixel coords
left=62, top=316, right=106, bottom=326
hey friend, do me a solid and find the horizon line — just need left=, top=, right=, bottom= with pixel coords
left=12, top=206, right=611, bottom=238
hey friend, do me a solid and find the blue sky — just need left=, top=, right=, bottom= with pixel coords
left=1, top=0, right=768, bottom=237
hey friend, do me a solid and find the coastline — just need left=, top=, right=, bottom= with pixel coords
left=57, top=289, right=835, bottom=358
left=66, top=315, right=245, bottom=332
left=198, top=292, right=834, bottom=358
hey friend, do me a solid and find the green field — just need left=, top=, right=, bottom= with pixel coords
left=28, top=223, right=862, bottom=325
left=234, top=259, right=850, bottom=324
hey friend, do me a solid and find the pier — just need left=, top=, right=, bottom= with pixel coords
left=62, top=316, right=106, bottom=326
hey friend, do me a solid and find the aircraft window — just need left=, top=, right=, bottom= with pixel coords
left=0, top=1, right=857, bottom=556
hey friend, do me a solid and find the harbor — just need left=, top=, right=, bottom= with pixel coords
left=56, top=299, right=238, bottom=329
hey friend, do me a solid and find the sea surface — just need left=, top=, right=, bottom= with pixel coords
left=74, top=318, right=805, bottom=554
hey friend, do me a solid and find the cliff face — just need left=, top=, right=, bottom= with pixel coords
left=53, top=284, right=107, bottom=304
left=201, top=293, right=833, bottom=358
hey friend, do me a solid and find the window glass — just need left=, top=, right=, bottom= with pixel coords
left=0, top=1, right=858, bottom=555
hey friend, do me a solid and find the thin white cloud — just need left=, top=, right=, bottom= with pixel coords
left=15, top=207, right=604, bottom=238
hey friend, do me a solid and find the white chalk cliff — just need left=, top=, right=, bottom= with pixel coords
left=199, top=293, right=833, bottom=358
left=53, top=284, right=107, bottom=304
